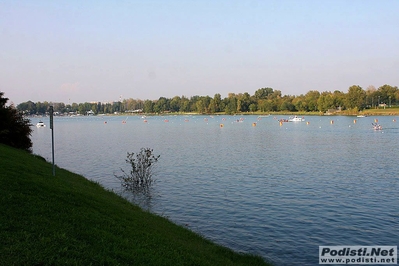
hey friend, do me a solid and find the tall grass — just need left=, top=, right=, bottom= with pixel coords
left=0, top=144, right=271, bottom=266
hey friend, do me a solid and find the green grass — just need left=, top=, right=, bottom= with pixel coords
left=0, top=144, right=271, bottom=266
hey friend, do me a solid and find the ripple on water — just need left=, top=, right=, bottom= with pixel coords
left=31, top=115, right=399, bottom=266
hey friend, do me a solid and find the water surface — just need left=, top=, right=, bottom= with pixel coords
left=31, top=115, right=399, bottom=265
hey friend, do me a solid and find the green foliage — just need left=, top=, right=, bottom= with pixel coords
left=116, top=148, right=160, bottom=194
left=14, top=83, right=399, bottom=115
left=346, top=85, right=366, bottom=110
left=0, top=144, right=269, bottom=266
left=254, top=87, right=274, bottom=99
left=0, top=92, right=32, bottom=152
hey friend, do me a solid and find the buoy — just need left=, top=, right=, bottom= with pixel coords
left=330, top=120, right=334, bottom=124
left=164, top=119, right=169, bottom=122
left=220, top=124, right=224, bottom=128
left=143, top=120, right=148, bottom=123
left=252, top=122, right=257, bottom=127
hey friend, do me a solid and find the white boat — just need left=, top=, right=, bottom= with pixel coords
left=288, top=115, right=305, bottom=122
left=36, top=121, right=46, bottom=127
left=357, top=115, right=367, bottom=118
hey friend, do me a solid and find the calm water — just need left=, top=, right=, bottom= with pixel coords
left=30, top=115, right=399, bottom=265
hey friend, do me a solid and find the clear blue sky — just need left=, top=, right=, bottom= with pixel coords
left=1, top=0, right=399, bottom=104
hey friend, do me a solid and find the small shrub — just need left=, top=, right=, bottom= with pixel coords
left=115, top=148, right=160, bottom=194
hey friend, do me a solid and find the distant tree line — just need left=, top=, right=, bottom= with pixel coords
left=16, top=84, right=399, bottom=115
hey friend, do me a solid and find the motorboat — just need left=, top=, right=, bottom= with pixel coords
left=357, top=115, right=367, bottom=118
left=288, top=115, right=305, bottom=122
left=36, top=121, right=46, bottom=127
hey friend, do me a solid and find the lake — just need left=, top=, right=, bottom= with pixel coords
left=30, top=114, right=399, bottom=265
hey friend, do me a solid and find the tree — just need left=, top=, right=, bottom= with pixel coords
left=280, top=100, right=296, bottom=111
left=169, top=96, right=181, bottom=112
left=346, top=85, right=366, bottom=110
left=180, top=96, right=190, bottom=112
left=377, top=84, right=398, bottom=107
left=237, top=92, right=251, bottom=112
left=208, top=99, right=216, bottom=113
left=317, top=92, right=335, bottom=112
left=224, top=96, right=237, bottom=115
left=16, top=101, right=36, bottom=115
left=196, top=100, right=205, bottom=114
left=153, top=97, right=169, bottom=113
left=213, top=93, right=222, bottom=112
left=304, top=90, right=320, bottom=111
left=249, top=103, right=257, bottom=112
left=143, top=100, right=154, bottom=113
left=0, top=92, right=32, bottom=152
left=254, top=87, right=274, bottom=99
left=258, top=99, right=275, bottom=112
left=332, top=90, right=345, bottom=110
left=292, top=95, right=307, bottom=111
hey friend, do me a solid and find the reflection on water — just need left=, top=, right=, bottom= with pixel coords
left=31, top=115, right=399, bottom=266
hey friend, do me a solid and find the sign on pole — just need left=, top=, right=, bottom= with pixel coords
left=49, top=106, right=55, bottom=176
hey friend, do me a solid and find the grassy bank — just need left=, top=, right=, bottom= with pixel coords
left=0, top=144, right=270, bottom=265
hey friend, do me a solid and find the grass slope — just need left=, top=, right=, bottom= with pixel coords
left=0, top=144, right=271, bottom=266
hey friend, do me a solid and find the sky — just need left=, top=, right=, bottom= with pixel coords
left=1, top=0, right=399, bottom=105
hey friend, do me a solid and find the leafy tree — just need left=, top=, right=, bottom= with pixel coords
left=292, top=95, right=307, bottom=111
left=346, top=85, right=366, bottom=110
left=280, top=100, right=296, bottom=111
left=332, top=90, right=345, bottom=110
left=304, top=90, right=320, bottom=111
left=317, top=92, right=335, bottom=112
left=36, top=101, right=49, bottom=114
left=377, top=84, right=398, bottom=106
left=180, top=97, right=190, bottom=112
left=258, top=99, right=275, bottom=112
left=236, top=92, right=251, bottom=112
left=249, top=103, right=257, bottom=112
left=143, top=100, right=154, bottom=113
left=17, top=101, right=36, bottom=115
left=0, top=92, right=32, bottom=152
left=236, top=99, right=242, bottom=113
left=71, top=103, right=79, bottom=112
left=196, top=100, right=205, bottom=114
left=224, top=95, right=237, bottom=114
left=169, top=96, right=181, bottom=112
left=254, top=87, right=274, bottom=99
left=208, top=99, right=216, bottom=113
left=153, top=97, right=169, bottom=113
left=213, top=93, right=222, bottom=112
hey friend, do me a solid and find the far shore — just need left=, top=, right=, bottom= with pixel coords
left=26, top=107, right=399, bottom=118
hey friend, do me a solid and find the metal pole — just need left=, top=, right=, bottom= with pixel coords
left=50, top=106, right=55, bottom=176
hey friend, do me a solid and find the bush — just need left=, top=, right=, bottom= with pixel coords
left=115, top=148, right=160, bottom=194
left=0, top=92, right=32, bottom=152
